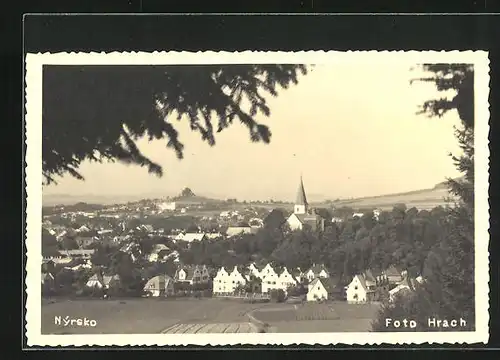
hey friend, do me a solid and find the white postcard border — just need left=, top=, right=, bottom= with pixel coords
left=25, top=50, right=490, bottom=346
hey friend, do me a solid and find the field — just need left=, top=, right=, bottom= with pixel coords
left=333, top=186, right=453, bottom=211
left=162, top=322, right=259, bottom=334
left=41, top=298, right=279, bottom=334
left=250, top=302, right=380, bottom=333
left=41, top=298, right=380, bottom=334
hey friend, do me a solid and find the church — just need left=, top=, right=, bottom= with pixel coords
left=286, top=176, right=326, bottom=232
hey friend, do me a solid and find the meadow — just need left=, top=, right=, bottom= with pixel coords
left=41, top=298, right=380, bottom=334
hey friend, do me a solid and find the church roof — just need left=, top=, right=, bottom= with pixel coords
left=296, top=176, right=308, bottom=206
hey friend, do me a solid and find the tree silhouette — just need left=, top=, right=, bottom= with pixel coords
left=372, top=63, right=476, bottom=331
left=180, top=187, right=196, bottom=197
left=43, top=64, right=308, bottom=184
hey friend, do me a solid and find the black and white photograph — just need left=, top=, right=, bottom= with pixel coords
left=25, top=51, right=490, bottom=346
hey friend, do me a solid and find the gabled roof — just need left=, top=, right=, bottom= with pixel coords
left=309, top=277, right=322, bottom=289
left=296, top=176, right=308, bottom=206
left=249, top=262, right=266, bottom=272
left=363, top=269, right=379, bottom=283
left=317, top=277, right=341, bottom=293
left=102, top=274, right=120, bottom=285
left=307, top=264, right=329, bottom=275
left=384, top=265, right=402, bottom=277
left=144, top=274, right=174, bottom=290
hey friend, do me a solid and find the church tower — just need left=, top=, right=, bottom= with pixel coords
left=294, top=176, right=308, bottom=215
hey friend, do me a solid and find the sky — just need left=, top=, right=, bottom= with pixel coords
left=43, top=62, right=463, bottom=203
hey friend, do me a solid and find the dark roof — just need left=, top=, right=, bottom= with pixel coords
left=385, top=265, right=403, bottom=277
left=296, top=176, right=308, bottom=206
left=307, top=264, right=329, bottom=275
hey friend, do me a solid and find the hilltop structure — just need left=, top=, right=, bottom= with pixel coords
left=286, top=176, right=325, bottom=232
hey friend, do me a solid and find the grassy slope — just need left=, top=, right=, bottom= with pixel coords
left=332, top=185, right=453, bottom=210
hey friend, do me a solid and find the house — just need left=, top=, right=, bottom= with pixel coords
left=286, top=176, right=325, bottom=232
left=175, top=232, right=205, bottom=242
left=306, top=277, right=342, bottom=302
left=302, top=264, right=330, bottom=282
left=212, top=267, right=231, bottom=294
left=229, top=266, right=249, bottom=290
left=174, top=265, right=210, bottom=285
left=97, top=229, right=113, bottom=235
left=86, top=274, right=121, bottom=289
left=43, top=253, right=73, bottom=265
left=225, top=226, right=258, bottom=238
left=75, top=236, right=97, bottom=248
left=248, top=262, right=265, bottom=278
left=143, top=274, right=175, bottom=297
left=384, top=265, right=405, bottom=284
left=278, top=267, right=299, bottom=292
left=148, top=244, right=170, bottom=262
left=59, top=249, right=95, bottom=260
left=212, top=266, right=248, bottom=294
left=260, top=264, right=280, bottom=293
left=346, top=273, right=377, bottom=303
left=389, top=277, right=418, bottom=303
left=158, top=202, right=176, bottom=211
left=75, top=225, right=91, bottom=233
left=205, top=232, right=223, bottom=240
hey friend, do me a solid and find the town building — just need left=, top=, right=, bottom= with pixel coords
left=158, top=202, right=176, bottom=211
left=286, top=176, right=326, bottom=232
left=174, top=265, right=210, bottom=285
left=143, top=274, right=175, bottom=297
left=302, top=264, right=330, bottom=283
left=345, top=272, right=377, bottom=303
left=225, top=226, right=259, bottom=238
left=174, top=232, right=206, bottom=242
left=212, top=266, right=248, bottom=294
left=86, top=274, right=121, bottom=289
left=306, top=277, right=343, bottom=302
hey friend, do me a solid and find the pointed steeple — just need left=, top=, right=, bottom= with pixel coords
left=296, top=175, right=308, bottom=206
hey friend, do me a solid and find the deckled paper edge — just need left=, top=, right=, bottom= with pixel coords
left=25, top=50, right=490, bottom=346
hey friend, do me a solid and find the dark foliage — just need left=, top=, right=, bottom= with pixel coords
left=43, top=65, right=307, bottom=184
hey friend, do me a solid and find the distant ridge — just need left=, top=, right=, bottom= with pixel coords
left=332, top=178, right=461, bottom=211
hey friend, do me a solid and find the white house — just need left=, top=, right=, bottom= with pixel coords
left=212, top=267, right=231, bottom=294
left=260, top=264, right=280, bottom=293
left=75, top=225, right=91, bottom=233
left=212, top=266, right=247, bottom=294
left=225, top=226, right=258, bottom=238
left=158, top=202, right=176, bottom=211
left=346, top=273, right=377, bottom=303
left=229, top=266, right=248, bottom=289
left=143, top=274, right=175, bottom=297
left=205, top=232, right=223, bottom=240
left=388, top=276, right=423, bottom=302
left=148, top=244, right=170, bottom=262
left=86, top=274, right=120, bottom=289
left=248, top=263, right=264, bottom=278
left=307, top=278, right=328, bottom=301
left=302, top=264, right=330, bottom=283
left=278, top=267, right=299, bottom=292
left=175, top=233, right=205, bottom=242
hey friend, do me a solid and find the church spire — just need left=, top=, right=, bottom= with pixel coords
left=294, top=175, right=308, bottom=215
left=296, top=175, right=308, bottom=206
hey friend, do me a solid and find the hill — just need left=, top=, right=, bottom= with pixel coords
left=331, top=180, right=459, bottom=211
